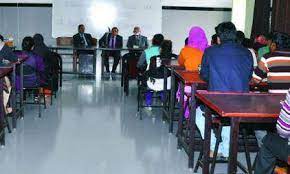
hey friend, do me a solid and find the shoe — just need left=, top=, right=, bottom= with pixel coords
left=146, top=106, right=152, bottom=111
left=111, top=72, right=116, bottom=80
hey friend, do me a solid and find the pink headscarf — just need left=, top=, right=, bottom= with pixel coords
left=188, top=26, right=208, bottom=52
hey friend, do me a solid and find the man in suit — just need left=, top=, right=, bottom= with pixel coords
left=99, top=27, right=123, bottom=74
left=127, top=26, right=148, bottom=50
left=73, top=24, right=93, bottom=47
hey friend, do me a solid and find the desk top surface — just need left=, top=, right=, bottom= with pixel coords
left=49, top=45, right=143, bottom=51
left=0, top=66, right=13, bottom=78
left=174, top=70, right=206, bottom=84
left=196, top=91, right=285, bottom=118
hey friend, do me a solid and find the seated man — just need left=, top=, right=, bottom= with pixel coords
left=197, top=22, right=253, bottom=157
left=73, top=24, right=93, bottom=48
left=99, top=27, right=123, bottom=75
left=252, top=34, right=290, bottom=147
left=0, top=34, right=18, bottom=114
left=0, top=34, right=18, bottom=63
left=254, top=89, right=290, bottom=174
left=127, top=26, right=148, bottom=50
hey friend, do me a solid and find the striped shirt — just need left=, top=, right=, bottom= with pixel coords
left=253, top=51, right=290, bottom=93
left=277, top=90, right=290, bottom=139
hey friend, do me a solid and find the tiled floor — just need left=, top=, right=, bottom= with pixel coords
left=0, top=75, right=250, bottom=174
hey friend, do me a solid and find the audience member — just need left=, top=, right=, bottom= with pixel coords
left=236, top=30, right=245, bottom=44
left=211, top=34, right=218, bottom=45
left=137, top=34, right=164, bottom=70
left=127, top=26, right=148, bottom=50
left=14, top=37, right=46, bottom=90
left=177, top=26, right=208, bottom=118
left=145, top=40, right=177, bottom=107
left=254, top=90, right=290, bottom=174
left=0, top=34, right=18, bottom=63
left=257, top=33, right=273, bottom=60
left=242, top=38, right=258, bottom=67
left=99, top=27, right=123, bottom=75
left=197, top=22, right=253, bottom=157
left=0, top=34, right=17, bottom=114
left=178, top=26, right=208, bottom=71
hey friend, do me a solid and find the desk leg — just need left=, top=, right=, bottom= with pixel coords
left=188, top=83, right=197, bottom=169
left=228, top=118, right=240, bottom=174
left=163, top=67, right=168, bottom=122
left=59, top=55, right=63, bottom=87
left=12, top=64, right=16, bottom=129
left=0, top=78, right=5, bottom=146
left=101, top=52, right=104, bottom=78
left=177, top=82, right=185, bottom=148
left=93, top=50, right=97, bottom=77
left=169, top=68, right=175, bottom=133
left=20, top=63, right=24, bottom=118
left=202, top=107, right=212, bottom=174
left=121, top=58, right=124, bottom=87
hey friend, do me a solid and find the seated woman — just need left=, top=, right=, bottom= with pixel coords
left=14, top=36, right=46, bottom=91
left=144, top=40, right=177, bottom=108
left=176, top=26, right=208, bottom=118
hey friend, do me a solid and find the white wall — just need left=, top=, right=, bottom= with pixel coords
left=162, top=9, right=232, bottom=53
left=162, top=0, right=232, bottom=8
left=0, top=6, right=54, bottom=47
left=0, top=0, right=52, bottom=3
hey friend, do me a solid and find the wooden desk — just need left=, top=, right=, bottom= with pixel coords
left=0, top=66, right=13, bottom=146
left=173, top=70, right=206, bottom=169
left=10, top=56, right=28, bottom=129
left=49, top=46, right=97, bottom=76
left=172, top=70, right=269, bottom=169
left=196, top=92, right=285, bottom=174
left=99, top=47, right=143, bottom=79
left=161, top=59, right=184, bottom=133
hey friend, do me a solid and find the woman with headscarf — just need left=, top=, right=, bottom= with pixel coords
left=178, top=26, right=208, bottom=71
left=177, top=26, right=208, bottom=118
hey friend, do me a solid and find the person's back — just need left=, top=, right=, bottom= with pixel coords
left=15, top=37, right=46, bottom=90
left=198, top=22, right=253, bottom=158
left=179, top=46, right=203, bottom=71
left=201, top=43, right=253, bottom=92
left=178, top=26, right=208, bottom=72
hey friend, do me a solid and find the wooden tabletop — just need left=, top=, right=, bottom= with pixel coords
left=196, top=91, right=285, bottom=118
left=174, top=69, right=206, bottom=85
left=0, top=66, right=13, bottom=78
left=49, top=45, right=143, bottom=51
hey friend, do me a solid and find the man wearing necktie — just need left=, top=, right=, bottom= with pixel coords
left=73, top=24, right=93, bottom=48
left=99, top=27, right=123, bottom=75
left=127, top=26, right=148, bottom=50
left=73, top=24, right=94, bottom=75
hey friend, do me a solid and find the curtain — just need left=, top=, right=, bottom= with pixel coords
left=250, top=0, right=271, bottom=38
left=272, top=0, right=290, bottom=34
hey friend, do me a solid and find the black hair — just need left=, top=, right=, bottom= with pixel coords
left=152, top=34, right=164, bottom=46
left=215, top=22, right=237, bottom=43
left=184, top=37, right=188, bottom=46
left=0, top=35, right=3, bottom=42
left=33, top=33, right=44, bottom=44
left=22, top=36, right=34, bottom=51
left=78, top=24, right=84, bottom=30
left=112, top=27, right=118, bottom=32
left=160, top=40, right=172, bottom=58
left=211, top=34, right=218, bottom=45
left=236, top=30, right=245, bottom=44
left=242, top=38, right=254, bottom=48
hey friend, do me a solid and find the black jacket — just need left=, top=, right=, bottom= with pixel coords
left=99, top=33, right=123, bottom=50
left=0, top=45, right=18, bottom=63
left=73, top=33, right=93, bottom=47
